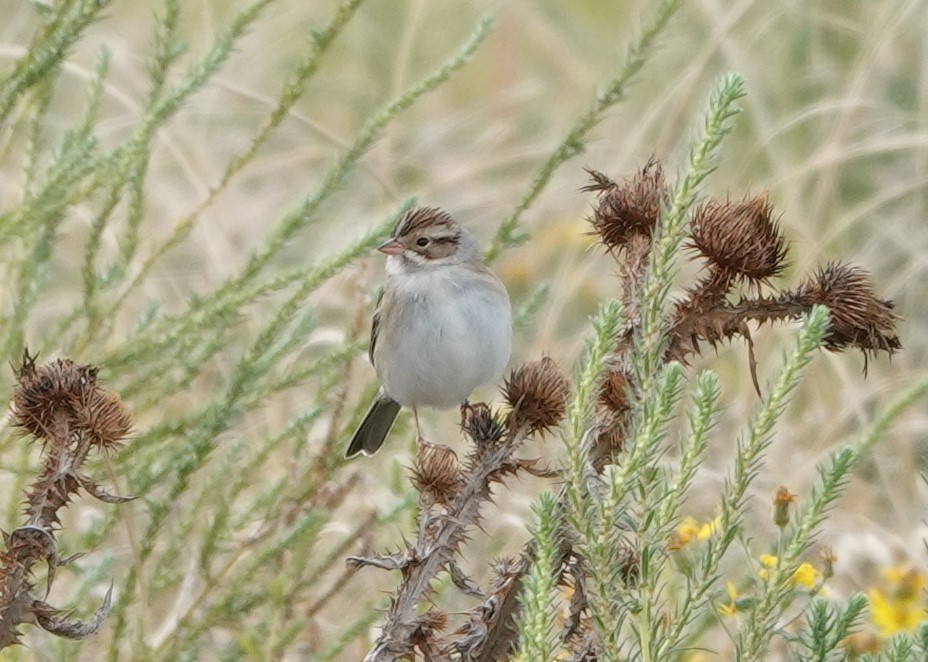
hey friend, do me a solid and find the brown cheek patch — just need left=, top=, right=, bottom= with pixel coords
left=423, top=238, right=457, bottom=260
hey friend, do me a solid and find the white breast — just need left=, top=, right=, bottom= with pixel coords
left=374, top=263, right=512, bottom=408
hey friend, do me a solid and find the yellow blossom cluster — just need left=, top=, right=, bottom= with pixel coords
left=867, top=565, right=928, bottom=638
left=757, top=554, right=820, bottom=589
left=669, top=514, right=720, bottom=550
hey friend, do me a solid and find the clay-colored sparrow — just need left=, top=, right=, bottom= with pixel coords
left=346, top=206, right=512, bottom=457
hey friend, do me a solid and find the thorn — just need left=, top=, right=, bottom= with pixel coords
left=744, top=324, right=761, bottom=398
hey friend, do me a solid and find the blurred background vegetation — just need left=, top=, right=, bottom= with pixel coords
left=0, top=0, right=925, bottom=659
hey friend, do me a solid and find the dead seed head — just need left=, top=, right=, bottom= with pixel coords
left=501, top=357, right=570, bottom=435
left=76, top=389, right=132, bottom=450
left=411, top=442, right=463, bottom=505
left=598, top=369, right=629, bottom=414
left=689, top=194, right=787, bottom=282
left=589, top=418, right=627, bottom=472
left=461, top=403, right=506, bottom=444
left=800, top=262, right=900, bottom=355
left=584, top=159, right=667, bottom=252
left=11, top=350, right=132, bottom=447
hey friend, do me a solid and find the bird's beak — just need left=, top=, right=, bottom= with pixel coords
left=378, top=238, right=404, bottom=255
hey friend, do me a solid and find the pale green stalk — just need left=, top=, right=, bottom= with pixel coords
left=516, top=491, right=563, bottom=662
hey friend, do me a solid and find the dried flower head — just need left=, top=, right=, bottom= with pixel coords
left=461, top=403, right=506, bottom=445
left=798, top=262, right=900, bottom=356
left=1, top=351, right=128, bottom=649
left=688, top=193, right=787, bottom=282
left=501, top=357, right=570, bottom=435
left=12, top=352, right=97, bottom=440
left=411, top=442, right=463, bottom=506
left=76, top=389, right=133, bottom=450
left=584, top=159, right=667, bottom=252
left=616, top=542, right=640, bottom=588
left=598, top=368, right=629, bottom=414
left=11, top=350, right=132, bottom=448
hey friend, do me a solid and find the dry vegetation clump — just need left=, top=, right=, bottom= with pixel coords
left=0, top=350, right=132, bottom=649
left=348, top=153, right=901, bottom=659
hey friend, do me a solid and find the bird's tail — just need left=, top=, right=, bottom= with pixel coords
left=345, top=391, right=401, bottom=458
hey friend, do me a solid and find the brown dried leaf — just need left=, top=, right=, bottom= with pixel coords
left=75, top=473, right=135, bottom=504
left=346, top=549, right=415, bottom=571
left=32, top=585, right=112, bottom=640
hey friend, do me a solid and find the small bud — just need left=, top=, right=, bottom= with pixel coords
left=501, top=357, right=570, bottom=435
left=411, top=441, right=462, bottom=506
left=819, top=546, right=837, bottom=580
left=772, top=486, right=797, bottom=529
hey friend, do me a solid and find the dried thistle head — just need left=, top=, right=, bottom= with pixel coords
left=688, top=193, right=787, bottom=283
left=76, top=389, right=132, bottom=450
left=12, top=352, right=97, bottom=440
left=598, top=368, right=629, bottom=414
left=798, top=262, right=900, bottom=355
left=11, top=351, right=132, bottom=449
left=501, top=357, right=570, bottom=435
left=616, top=541, right=640, bottom=588
left=584, top=159, right=667, bottom=252
left=461, top=403, right=506, bottom=445
left=411, top=442, right=463, bottom=506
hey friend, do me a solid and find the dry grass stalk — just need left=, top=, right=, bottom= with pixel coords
left=0, top=350, right=132, bottom=649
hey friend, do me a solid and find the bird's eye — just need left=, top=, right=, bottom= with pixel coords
left=416, top=237, right=430, bottom=247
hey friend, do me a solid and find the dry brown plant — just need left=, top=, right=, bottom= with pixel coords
left=0, top=350, right=132, bottom=649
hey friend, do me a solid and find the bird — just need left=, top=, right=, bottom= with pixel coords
left=346, top=206, right=512, bottom=457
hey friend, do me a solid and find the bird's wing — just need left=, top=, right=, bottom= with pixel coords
left=369, top=287, right=385, bottom=365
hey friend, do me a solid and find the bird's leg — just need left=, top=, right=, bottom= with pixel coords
left=460, top=400, right=472, bottom=425
left=413, top=406, right=425, bottom=443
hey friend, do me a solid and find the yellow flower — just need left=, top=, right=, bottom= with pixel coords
left=757, top=555, right=820, bottom=589
left=792, top=563, right=819, bottom=589
left=697, top=514, right=721, bottom=540
left=669, top=514, right=720, bottom=550
left=678, top=516, right=701, bottom=542
left=718, top=580, right=741, bottom=616
left=867, top=565, right=928, bottom=637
